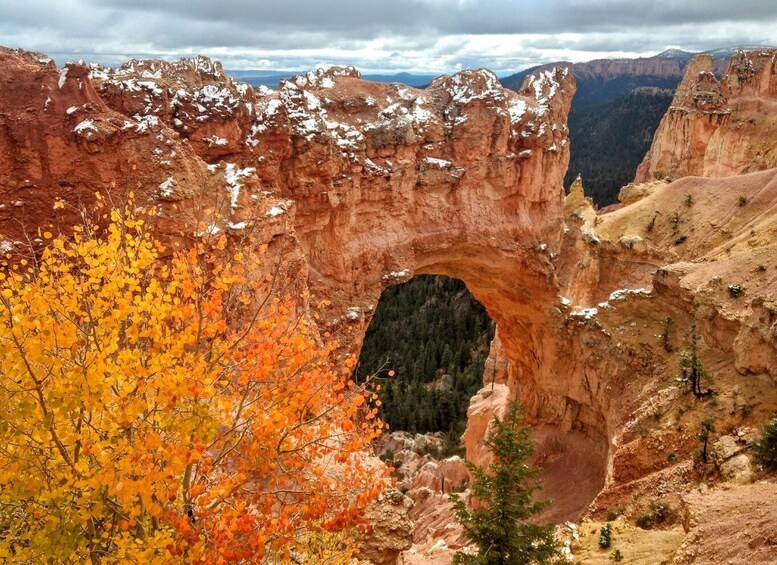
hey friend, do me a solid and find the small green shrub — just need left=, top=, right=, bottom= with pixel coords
left=685, top=194, right=694, bottom=207
left=599, top=523, right=612, bottom=549
left=612, top=549, right=624, bottom=562
left=635, top=513, right=654, bottom=529
left=646, top=214, right=657, bottom=233
left=674, top=234, right=688, bottom=245
left=738, top=195, right=748, bottom=207
left=650, top=501, right=676, bottom=524
left=753, top=415, right=777, bottom=471
left=635, top=502, right=676, bottom=529
left=728, top=284, right=745, bottom=298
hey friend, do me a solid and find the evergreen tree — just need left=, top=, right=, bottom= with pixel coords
left=697, top=416, right=715, bottom=463
left=754, top=414, right=777, bottom=471
left=679, top=316, right=712, bottom=398
left=450, top=402, right=559, bottom=565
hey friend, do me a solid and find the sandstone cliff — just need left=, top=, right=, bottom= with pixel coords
left=635, top=50, right=777, bottom=182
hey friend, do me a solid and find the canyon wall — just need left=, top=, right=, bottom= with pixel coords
left=635, top=50, right=777, bottom=182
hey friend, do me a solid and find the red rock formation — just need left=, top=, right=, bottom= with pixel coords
left=0, top=48, right=305, bottom=307
left=635, top=50, right=777, bottom=182
left=0, top=49, right=215, bottom=239
left=90, top=57, right=257, bottom=163
left=0, top=47, right=577, bottom=407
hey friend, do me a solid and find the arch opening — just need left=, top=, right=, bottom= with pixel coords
left=356, top=274, right=495, bottom=456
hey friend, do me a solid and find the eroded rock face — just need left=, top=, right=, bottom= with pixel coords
left=618, top=178, right=667, bottom=205
left=635, top=50, right=777, bottom=182
left=376, top=432, right=468, bottom=492
left=90, top=56, right=257, bottom=163
left=357, top=489, right=414, bottom=565
left=462, top=384, right=510, bottom=467
left=0, top=49, right=221, bottom=238
left=374, top=431, right=469, bottom=558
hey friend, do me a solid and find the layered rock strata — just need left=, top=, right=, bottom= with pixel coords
left=636, top=50, right=777, bottom=182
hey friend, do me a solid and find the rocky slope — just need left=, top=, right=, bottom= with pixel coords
left=635, top=50, right=777, bottom=182
left=2, top=45, right=777, bottom=563
left=551, top=167, right=777, bottom=563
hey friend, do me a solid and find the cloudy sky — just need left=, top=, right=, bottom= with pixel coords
left=1, top=0, right=775, bottom=74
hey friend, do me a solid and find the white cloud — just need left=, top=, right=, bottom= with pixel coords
left=1, top=0, right=775, bottom=73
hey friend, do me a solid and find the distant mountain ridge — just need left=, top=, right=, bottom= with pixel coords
left=227, top=69, right=437, bottom=89
left=502, top=53, right=719, bottom=106
left=657, top=46, right=777, bottom=60
left=501, top=46, right=775, bottom=105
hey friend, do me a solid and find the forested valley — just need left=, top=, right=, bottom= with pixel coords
left=357, top=276, right=495, bottom=449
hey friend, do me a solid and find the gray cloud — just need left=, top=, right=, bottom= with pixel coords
left=1, top=0, right=775, bottom=72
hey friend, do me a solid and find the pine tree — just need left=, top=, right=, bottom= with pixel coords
left=697, top=416, right=715, bottom=463
left=679, top=316, right=711, bottom=398
left=450, top=402, right=559, bottom=564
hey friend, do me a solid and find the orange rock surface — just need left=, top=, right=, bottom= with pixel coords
left=636, top=50, right=777, bottom=182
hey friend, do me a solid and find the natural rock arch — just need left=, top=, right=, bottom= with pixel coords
left=256, top=68, right=610, bottom=519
